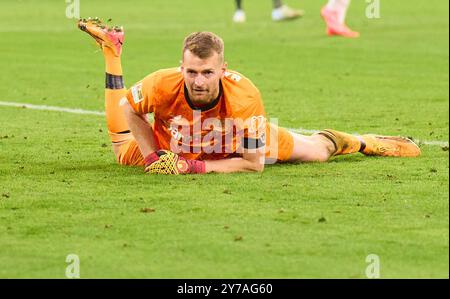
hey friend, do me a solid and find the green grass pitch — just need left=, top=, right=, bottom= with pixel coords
left=0, top=0, right=448, bottom=278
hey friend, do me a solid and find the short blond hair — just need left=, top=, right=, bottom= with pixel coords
left=182, top=32, right=224, bottom=61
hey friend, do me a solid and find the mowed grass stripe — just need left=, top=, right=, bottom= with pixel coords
left=1, top=101, right=448, bottom=147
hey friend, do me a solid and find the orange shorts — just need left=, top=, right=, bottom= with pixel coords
left=116, top=124, right=294, bottom=166
left=264, top=124, right=294, bottom=163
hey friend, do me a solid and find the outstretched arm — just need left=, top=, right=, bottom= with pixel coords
left=204, top=150, right=265, bottom=173
left=147, top=147, right=266, bottom=175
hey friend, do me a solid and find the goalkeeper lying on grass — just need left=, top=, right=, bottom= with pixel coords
left=78, top=18, right=420, bottom=175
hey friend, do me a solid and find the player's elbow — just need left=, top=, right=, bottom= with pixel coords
left=243, top=152, right=265, bottom=172
left=249, top=160, right=265, bottom=173
left=254, top=164, right=265, bottom=173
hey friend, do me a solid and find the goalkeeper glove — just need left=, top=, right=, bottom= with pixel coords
left=145, top=150, right=206, bottom=175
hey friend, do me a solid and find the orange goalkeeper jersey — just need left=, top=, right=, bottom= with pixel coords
left=125, top=67, right=270, bottom=161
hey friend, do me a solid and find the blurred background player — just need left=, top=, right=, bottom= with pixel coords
left=321, top=0, right=359, bottom=38
left=233, top=0, right=359, bottom=38
left=232, top=0, right=304, bottom=23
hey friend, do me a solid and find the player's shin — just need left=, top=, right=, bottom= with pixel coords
left=103, top=46, right=130, bottom=144
left=103, top=46, right=122, bottom=76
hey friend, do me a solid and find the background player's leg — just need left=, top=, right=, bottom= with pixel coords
left=236, top=0, right=243, bottom=10
left=233, top=0, right=246, bottom=23
left=271, top=0, right=303, bottom=21
left=272, top=0, right=282, bottom=9
left=326, top=0, right=351, bottom=24
left=321, top=0, right=359, bottom=38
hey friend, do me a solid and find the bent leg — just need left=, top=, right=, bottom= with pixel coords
left=79, top=19, right=146, bottom=165
left=102, top=46, right=135, bottom=159
left=103, top=48, right=151, bottom=165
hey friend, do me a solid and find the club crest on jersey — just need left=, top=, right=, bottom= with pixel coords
left=169, top=115, right=186, bottom=141
left=249, top=115, right=266, bottom=134
left=131, top=83, right=144, bottom=104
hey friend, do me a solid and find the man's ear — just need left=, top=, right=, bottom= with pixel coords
left=221, top=62, right=228, bottom=76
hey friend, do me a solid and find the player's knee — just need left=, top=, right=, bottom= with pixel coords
left=116, top=155, right=135, bottom=166
left=312, top=135, right=334, bottom=162
left=114, top=150, right=135, bottom=166
left=112, top=142, right=138, bottom=166
left=112, top=144, right=129, bottom=165
left=315, top=151, right=331, bottom=162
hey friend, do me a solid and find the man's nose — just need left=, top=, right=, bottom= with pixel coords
left=194, top=74, right=206, bottom=86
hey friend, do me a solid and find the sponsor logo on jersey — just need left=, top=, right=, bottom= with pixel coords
left=224, top=71, right=242, bottom=82
left=249, top=115, right=266, bottom=135
left=131, top=83, right=144, bottom=104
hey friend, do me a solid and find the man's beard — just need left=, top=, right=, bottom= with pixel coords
left=190, top=87, right=216, bottom=105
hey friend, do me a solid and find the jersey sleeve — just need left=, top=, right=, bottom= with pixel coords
left=238, top=90, right=267, bottom=150
left=125, top=72, right=159, bottom=114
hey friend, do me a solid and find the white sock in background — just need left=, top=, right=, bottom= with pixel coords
left=326, top=0, right=351, bottom=24
left=233, top=9, right=246, bottom=23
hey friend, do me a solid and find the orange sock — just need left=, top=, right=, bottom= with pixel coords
left=103, top=46, right=130, bottom=143
left=103, top=46, right=123, bottom=75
